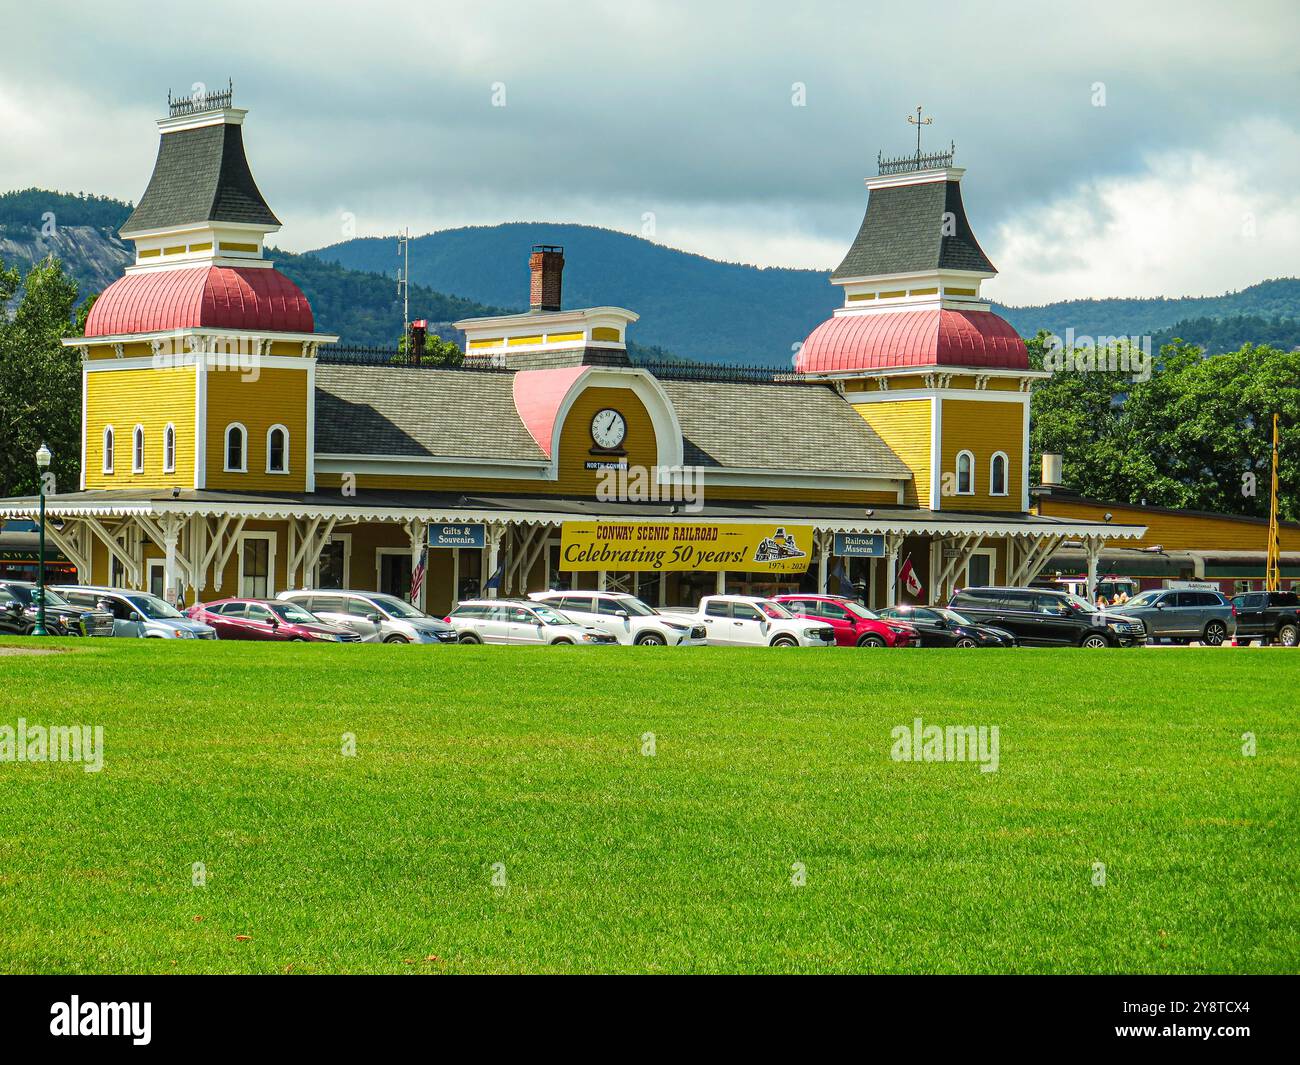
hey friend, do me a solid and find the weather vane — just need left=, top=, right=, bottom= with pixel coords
left=907, top=105, right=933, bottom=159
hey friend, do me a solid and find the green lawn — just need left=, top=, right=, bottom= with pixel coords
left=0, top=639, right=1295, bottom=974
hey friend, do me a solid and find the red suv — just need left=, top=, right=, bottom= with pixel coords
left=773, top=594, right=919, bottom=647
left=185, top=598, right=361, bottom=642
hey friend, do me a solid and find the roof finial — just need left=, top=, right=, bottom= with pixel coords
left=877, top=107, right=955, bottom=176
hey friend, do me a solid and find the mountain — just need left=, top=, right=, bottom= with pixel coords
left=311, top=223, right=1300, bottom=365
left=310, top=223, right=837, bottom=366
left=3, top=189, right=1299, bottom=360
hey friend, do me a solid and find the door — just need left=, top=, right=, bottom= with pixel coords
left=505, top=605, right=547, bottom=645
left=1030, top=594, right=1078, bottom=645
left=104, top=594, right=145, bottom=637
left=378, top=552, right=412, bottom=602
left=239, top=536, right=273, bottom=598
left=477, top=606, right=514, bottom=644
left=147, top=560, right=166, bottom=600
left=342, top=597, right=385, bottom=641
left=700, top=599, right=733, bottom=644
left=728, top=602, right=769, bottom=645
left=0, top=589, right=25, bottom=634
left=244, top=602, right=285, bottom=640
left=593, top=596, right=636, bottom=643
left=208, top=603, right=249, bottom=640
left=815, top=601, right=855, bottom=646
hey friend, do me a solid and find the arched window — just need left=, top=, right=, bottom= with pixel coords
left=990, top=451, right=1009, bottom=496
left=132, top=425, right=145, bottom=473
left=266, top=424, right=289, bottom=474
left=224, top=423, right=247, bottom=473
left=955, top=450, right=974, bottom=495
left=102, top=426, right=115, bottom=474
left=163, top=423, right=176, bottom=473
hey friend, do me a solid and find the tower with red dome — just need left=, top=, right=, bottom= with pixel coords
left=796, top=128, right=1044, bottom=512
left=76, top=85, right=334, bottom=495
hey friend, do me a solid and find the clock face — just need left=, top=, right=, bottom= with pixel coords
left=591, top=408, right=627, bottom=450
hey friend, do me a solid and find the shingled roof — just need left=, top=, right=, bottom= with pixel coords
left=832, top=178, right=995, bottom=280
left=121, top=121, right=280, bottom=237
left=658, top=379, right=911, bottom=478
left=314, top=364, right=547, bottom=462
left=315, top=364, right=911, bottom=482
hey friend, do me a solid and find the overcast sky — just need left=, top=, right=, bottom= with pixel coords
left=3, top=0, right=1298, bottom=305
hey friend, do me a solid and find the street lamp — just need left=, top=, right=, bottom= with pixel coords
left=34, top=443, right=51, bottom=636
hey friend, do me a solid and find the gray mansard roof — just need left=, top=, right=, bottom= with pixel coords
left=832, top=177, right=995, bottom=280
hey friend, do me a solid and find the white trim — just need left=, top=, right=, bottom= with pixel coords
left=265, top=423, right=290, bottom=475
left=955, top=449, right=975, bottom=495
left=965, top=546, right=997, bottom=588
left=163, top=423, right=176, bottom=474
left=81, top=353, right=326, bottom=372
left=814, top=365, right=1049, bottom=382
left=852, top=388, right=1036, bottom=404
left=236, top=531, right=277, bottom=598
left=80, top=366, right=88, bottom=490
left=864, top=166, right=966, bottom=191
left=375, top=547, right=411, bottom=599
left=102, top=425, right=115, bottom=475
left=132, top=425, right=145, bottom=474
left=314, top=530, right=352, bottom=587
left=67, top=330, right=337, bottom=350
left=195, top=360, right=207, bottom=489
left=929, top=396, right=941, bottom=510
left=224, top=423, right=248, bottom=473
left=1021, top=403, right=1031, bottom=511
left=146, top=559, right=166, bottom=598
left=989, top=451, right=1009, bottom=497
left=305, top=360, right=316, bottom=492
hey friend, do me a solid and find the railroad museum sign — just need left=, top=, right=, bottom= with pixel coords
left=560, top=522, right=813, bottom=573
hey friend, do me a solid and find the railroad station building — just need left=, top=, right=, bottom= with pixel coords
left=11, top=91, right=1289, bottom=611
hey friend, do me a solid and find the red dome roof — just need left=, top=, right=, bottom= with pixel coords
left=84, top=265, right=314, bottom=337
left=796, top=308, right=1027, bottom=374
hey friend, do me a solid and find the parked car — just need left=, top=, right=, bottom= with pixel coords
left=948, top=586, right=1146, bottom=647
left=528, top=590, right=707, bottom=645
left=1108, top=588, right=1235, bottom=645
left=663, top=595, right=836, bottom=647
left=0, top=580, right=115, bottom=637
left=184, top=598, right=360, bottom=642
left=876, top=604, right=1015, bottom=647
left=54, top=585, right=218, bottom=639
left=1229, top=590, right=1300, bottom=647
left=773, top=594, right=919, bottom=647
left=445, top=599, right=618, bottom=645
left=277, top=589, right=459, bottom=644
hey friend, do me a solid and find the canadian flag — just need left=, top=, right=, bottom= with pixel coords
left=899, top=557, right=924, bottom=598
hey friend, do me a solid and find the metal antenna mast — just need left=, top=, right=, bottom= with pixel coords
left=396, top=228, right=410, bottom=347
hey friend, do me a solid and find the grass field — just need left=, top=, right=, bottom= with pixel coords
left=0, top=639, right=1295, bottom=974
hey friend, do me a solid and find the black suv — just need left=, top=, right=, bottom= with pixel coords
left=949, top=586, right=1146, bottom=647
left=1230, top=590, right=1300, bottom=646
left=0, top=581, right=115, bottom=637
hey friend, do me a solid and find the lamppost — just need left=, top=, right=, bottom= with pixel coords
left=34, top=443, right=51, bottom=636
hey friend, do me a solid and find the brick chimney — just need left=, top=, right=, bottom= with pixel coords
left=529, top=245, right=564, bottom=312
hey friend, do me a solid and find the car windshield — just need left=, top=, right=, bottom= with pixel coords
left=270, top=603, right=319, bottom=625
left=933, top=608, right=973, bottom=625
left=1064, top=594, right=1096, bottom=612
left=758, top=601, right=794, bottom=619
left=126, top=594, right=184, bottom=619
left=368, top=593, right=426, bottom=619
left=532, top=605, right=571, bottom=625
left=1125, top=590, right=1162, bottom=607
left=616, top=598, right=657, bottom=616
left=841, top=601, right=880, bottom=620
left=6, top=585, right=69, bottom=607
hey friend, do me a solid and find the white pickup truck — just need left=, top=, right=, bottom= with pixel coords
left=665, top=594, right=837, bottom=647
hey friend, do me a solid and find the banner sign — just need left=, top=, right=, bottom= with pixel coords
left=428, top=523, right=486, bottom=549
left=833, top=532, right=885, bottom=558
left=560, top=522, right=814, bottom=573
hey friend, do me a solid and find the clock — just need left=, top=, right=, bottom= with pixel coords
left=590, top=408, right=626, bottom=451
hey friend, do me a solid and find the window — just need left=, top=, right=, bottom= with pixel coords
left=103, top=426, right=115, bottom=474
left=705, top=600, right=732, bottom=618
left=132, top=425, right=145, bottom=473
left=163, top=423, right=176, bottom=473
left=732, top=604, right=763, bottom=621
left=990, top=452, right=1008, bottom=496
left=266, top=424, right=289, bottom=474
left=966, top=551, right=994, bottom=588
left=238, top=534, right=273, bottom=598
left=224, top=423, right=247, bottom=473
left=955, top=450, right=974, bottom=494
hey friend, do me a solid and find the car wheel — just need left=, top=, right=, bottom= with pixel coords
left=771, top=636, right=798, bottom=647
left=635, top=632, right=667, bottom=646
left=856, top=634, right=886, bottom=647
left=1202, top=620, right=1227, bottom=647
left=1278, top=623, right=1299, bottom=647
left=458, top=633, right=482, bottom=645
left=955, top=637, right=978, bottom=648
left=1081, top=633, right=1110, bottom=648
left=552, top=638, right=574, bottom=645
left=290, top=636, right=308, bottom=642
left=383, top=634, right=410, bottom=644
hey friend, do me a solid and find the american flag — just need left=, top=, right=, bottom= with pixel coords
left=409, top=546, right=427, bottom=602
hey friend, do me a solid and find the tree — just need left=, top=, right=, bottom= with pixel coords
left=0, top=255, right=83, bottom=498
